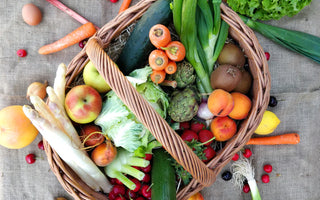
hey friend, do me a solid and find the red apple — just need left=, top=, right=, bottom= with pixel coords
left=79, top=124, right=105, bottom=147
left=65, top=85, right=102, bottom=124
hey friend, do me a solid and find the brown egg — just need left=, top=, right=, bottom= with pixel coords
left=22, top=3, right=42, bottom=26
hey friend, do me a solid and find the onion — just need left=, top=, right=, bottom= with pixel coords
left=197, top=101, right=214, bottom=120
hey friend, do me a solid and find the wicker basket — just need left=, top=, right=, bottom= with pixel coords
left=43, top=0, right=270, bottom=199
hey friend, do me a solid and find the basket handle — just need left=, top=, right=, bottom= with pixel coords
left=85, top=37, right=216, bottom=187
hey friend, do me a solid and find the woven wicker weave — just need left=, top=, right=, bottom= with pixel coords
left=43, top=1, right=270, bottom=199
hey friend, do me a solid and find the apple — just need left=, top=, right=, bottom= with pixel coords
left=79, top=124, right=105, bottom=147
left=65, top=85, right=102, bottom=124
left=83, top=61, right=111, bottom=93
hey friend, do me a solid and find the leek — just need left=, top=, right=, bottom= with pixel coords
left=240, top=15, right=320, bottom=64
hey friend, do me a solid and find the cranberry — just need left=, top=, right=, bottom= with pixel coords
left=242, top=183, right=250, bottom=193
left=142, top=173, right=151, bottom=183
left=110, top=0, right=119, bottom=3
left=243, top=148, right=252, bottom=158
left=265, top=52, right=270, bottom=61
left=130, top=178, right=141, bottom=192
left=261, top=174, right=270, bottom=183
left=112, top=185, right=126, bottom=196
left=25, top=153, right=36, bottom=164
left=141, top=164, right=151, bottom=173
left=78, top=40, right=87, bottom=48
left=232, top=153, right=239, bottom=161
left=17, top=49, right=27, bottom=57
left=144, top=153, right=152, bottom=160
left=263, top=164, right=273, bottom=173
left=141, top=185, right=152, bottom=198
left=38, top=140, right=44, bottom=150
left=269, top=96, right=278, bottom=107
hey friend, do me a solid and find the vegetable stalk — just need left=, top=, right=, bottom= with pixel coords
left=240, top=15, right=320, bottom=64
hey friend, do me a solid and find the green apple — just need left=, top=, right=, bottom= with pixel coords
left=83, top=61, right=111, bottom=93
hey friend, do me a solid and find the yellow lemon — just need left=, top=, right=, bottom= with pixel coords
left=254, top=110, right=280, bottom=135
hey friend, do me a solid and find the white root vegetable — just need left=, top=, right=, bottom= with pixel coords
left=53, top=63, right=67, bottom=105
left=46, top=86, right=83, bottom=150
left=231, top=156, right=261, bottom=200
left=23, top=105, right=112, bottom=193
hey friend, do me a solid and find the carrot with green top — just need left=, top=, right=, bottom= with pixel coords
left=38, top=22, right=96, bottom=55
left=247, top=133, right=300, bottom=145
left=118, top=0, right=132, bottom=13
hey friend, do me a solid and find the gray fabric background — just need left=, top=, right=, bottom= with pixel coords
left=0, top=0, right=319, bottom=200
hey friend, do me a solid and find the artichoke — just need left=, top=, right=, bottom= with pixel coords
left=169, top=60, right=196, bottom=88
left=168, top=86, right=201, bottom=122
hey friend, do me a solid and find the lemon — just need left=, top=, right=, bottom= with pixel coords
left=254, top=110, right=281, bottom=135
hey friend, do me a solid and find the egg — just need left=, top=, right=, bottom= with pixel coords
left=22, top=3, right=42, bottom=26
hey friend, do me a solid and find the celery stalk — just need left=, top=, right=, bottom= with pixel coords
left=240, top=15, right=320, bottom=64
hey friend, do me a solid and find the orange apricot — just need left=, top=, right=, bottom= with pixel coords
left=228, top=92, right=252, bottom=120
left=207, top=89, right=234, bottom=117
left=210, top=116, right=237, bottom=142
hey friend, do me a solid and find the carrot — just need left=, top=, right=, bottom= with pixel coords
left=149, top=49, right=169, bottom=70
left=118, top=0, right=132, bottom=13
left=165, top=61, right=177, bottom=74
left=149, top=24, right=171, bottom=49
left=38, top=22, right=96, bottom=55
left=246, top=133, right=300, bottom=145
left=150, top=70, right=166, bottom=84
left=162, top=41, right=186, bottom=61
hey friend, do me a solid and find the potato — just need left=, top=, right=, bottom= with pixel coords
left=210, top=64, right=242, bottom=92
left=218, top=43, right=246, bottom=67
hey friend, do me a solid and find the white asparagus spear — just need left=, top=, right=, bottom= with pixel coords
left=53, top=63, right=67, bottom=105
left=23, top=105, right=112, bottom=193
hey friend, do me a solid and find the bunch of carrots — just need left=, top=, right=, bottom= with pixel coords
left=148, top=24, right=186, bottom=84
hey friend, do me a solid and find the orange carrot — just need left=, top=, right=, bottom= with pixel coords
left=246, top=133, right=300, bottom=145
left=149, top=49, right=169, bottom=71
left=38, top=22, right=96, bottom=55
left=162, top=41, right=186, bottom=62
left=118, top=0, right=132, bottom=13
left=150, top=70, right=166, bottom=84
left=149, top=24, right=171, bottom=49
left=165, top=61, right=177, bottom=74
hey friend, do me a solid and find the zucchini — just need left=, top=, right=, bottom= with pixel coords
left=116, top=0, right=172, bottom=75
left=151, top=148, right=176, bottom=200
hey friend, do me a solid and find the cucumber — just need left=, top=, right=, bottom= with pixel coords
left=151, top=148, right=176, bottom=200
left=116, top=0, right=172, bottom=75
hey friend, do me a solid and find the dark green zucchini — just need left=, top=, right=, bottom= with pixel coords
left=116, top=0, right=172, bottom=75
left=151, top=148, right=176, bottom=200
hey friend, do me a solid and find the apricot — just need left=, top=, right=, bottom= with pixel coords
left=210, top=116, right=237, bottom=142
left=228, top=92, right=252, bottom=120
left=0, top=105, right=38, bottom=149
left=207, top=89, right=234, bottom=117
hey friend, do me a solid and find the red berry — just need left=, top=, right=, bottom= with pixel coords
left=190, top=121, right=206, bottom=133
left=136, top=197, right=146, bottom=200
left=112, top=184, right=126, bottom=196
left=17, top=49, right=27, bottom=57
left=263, top=164, right=273, bottom=173
left=232, top=153, right=239, bottom=161
left=242, top=183, right=250, bottom=193
left=202, top=146, right=216, bottom=163
left=261, top=174, right=270, bottom=183
left=126, top=189, right=137, bottom=199
left=25, top=153, right=36, bottom=164
left=109, top=178, right=117, bottom=185
left=198, top=129, right=214, bottom=146
left=181, top=129, right=198, bottom=142
left=78, top=40, right=87, bottom=48
left=110, top=0, right=118, bottom=3
left=114, top=196, right=125, bottom=200
left=130, top=178, right=141, bottom=192
left=108, top=191, right=117, bottom=200
left=132, top=166, right=141, bottom=170
left=141, top=185, right=152, bottom=198
left=38, top=140, right=44, bottom=150
left=144, top=153, right=152, bottom=160
left=141, top=164, right=151, bottom=173
left=243, top=148, right=252, bottom=158
left=142, top=173, right=151, bottom=183
left=265, top=52, right=270, bottom=61
left=115, top=178, right=123, bottom=185
left=179, top=121, right=190, bottom=130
